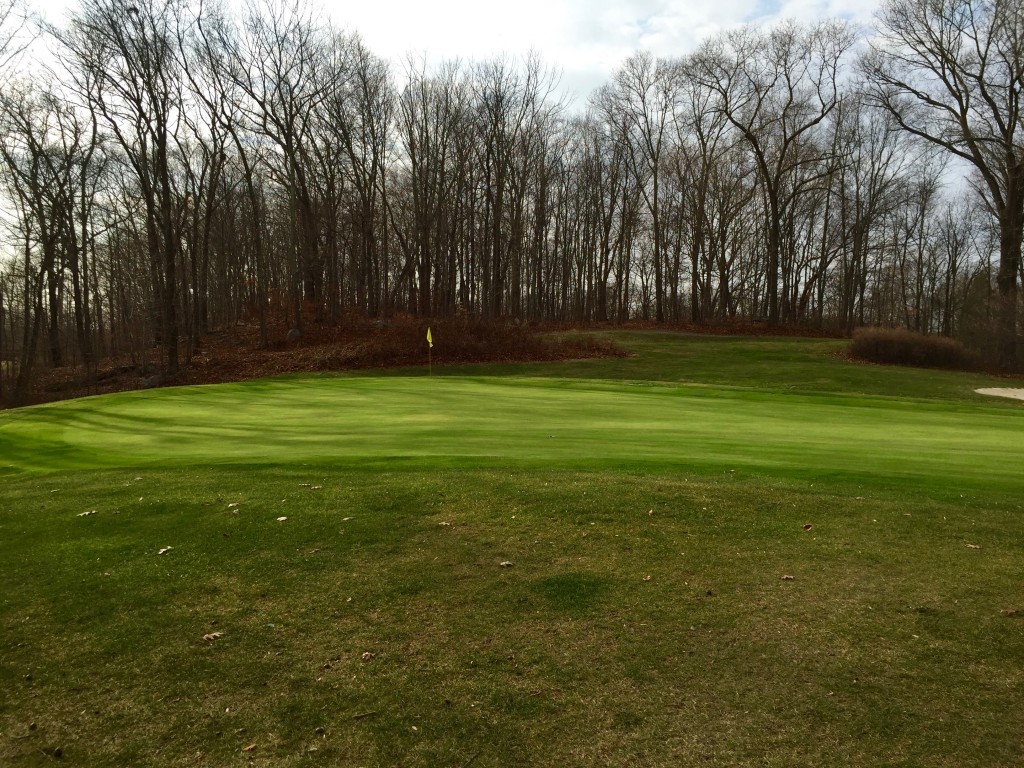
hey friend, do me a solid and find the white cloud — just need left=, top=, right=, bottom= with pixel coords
left=30, top=0, right=883, bottom=107
left=327, top=0, right=882, bottom=107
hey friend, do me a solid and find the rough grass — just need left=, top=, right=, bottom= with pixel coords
left=3, top=468, right=1022, bottom=767
left=2, top=332, right=1023, bottom=766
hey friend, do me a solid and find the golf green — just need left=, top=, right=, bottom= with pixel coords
left=2, top=374, right=1021, bottom=494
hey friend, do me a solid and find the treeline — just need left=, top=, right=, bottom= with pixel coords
left=0, top=0, right=1021, bottom=402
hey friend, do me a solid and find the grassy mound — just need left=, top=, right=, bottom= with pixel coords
left=2, top=333, right=1022, bottom=766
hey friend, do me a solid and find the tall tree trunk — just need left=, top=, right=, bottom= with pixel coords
left=996, top=207, right=1022, bottom=370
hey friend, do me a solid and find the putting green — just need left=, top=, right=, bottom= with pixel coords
left=2, top=375, right=1021, bottom=492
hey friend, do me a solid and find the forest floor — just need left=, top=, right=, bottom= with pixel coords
left=8, top=314, right=842, bottom=409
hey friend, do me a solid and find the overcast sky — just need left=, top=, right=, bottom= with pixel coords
left=332, top=0, right=883, bottom=106
left=32, top=0, right=884, bottom=108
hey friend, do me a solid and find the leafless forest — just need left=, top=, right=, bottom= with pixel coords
left=0, top=0, right=1021, bottom=402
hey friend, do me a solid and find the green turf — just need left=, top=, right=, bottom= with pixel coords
left=363, top=331, right=1016, bottom=402
left=1, top=333, right=1023, bottom=766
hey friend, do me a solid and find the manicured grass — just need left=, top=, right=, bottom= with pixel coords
left=366, top=331, right=1017, bottom=403
left=2, top=332, right=1023, bottom=766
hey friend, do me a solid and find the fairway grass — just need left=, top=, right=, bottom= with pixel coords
left=2, top=333, right=1023, bottom=766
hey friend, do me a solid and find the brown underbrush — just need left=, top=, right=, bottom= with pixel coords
left=9, top=316, right=627, bottom=408
left=847, top=326, right=983, bottom=372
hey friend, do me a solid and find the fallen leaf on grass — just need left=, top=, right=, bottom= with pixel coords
left=158, top=547, right=173, bottom=555
left=361, top=652, right=375, bottom=661
left=966, top=544, right=982, bottom=549
left=241, top=743, right=256, bottom=752
left=781, top=575, right=795, bottom=581
left=802, top=524, right=813, bottom=531
left=500, top=561, right=514, bottom=568
left=643, top=575, right=652, bottom=582
left=277, top=517, right=288, bottom=522
left=203, top=632, right=223, bottom=642
left=77, top=510, right=96, bottom=517
left=438, top=521, right=451, bottom=526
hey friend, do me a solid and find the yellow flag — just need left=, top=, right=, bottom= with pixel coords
left=427, top=327, right=433, bottom=348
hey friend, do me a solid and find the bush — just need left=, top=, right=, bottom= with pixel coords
left=849, top=327, right=983, bottom=371
left=359, top=319, right=626, bottom=366
left=264, top=318, right=627, bottom=375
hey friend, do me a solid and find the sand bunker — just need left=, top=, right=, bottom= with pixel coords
left=975, top=388, right=1024, bottom=401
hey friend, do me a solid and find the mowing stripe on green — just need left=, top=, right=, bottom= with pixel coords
left=2, top=375, right=1021, bottom=493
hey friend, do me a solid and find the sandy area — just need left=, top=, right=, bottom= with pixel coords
left=975, top=388, right=1024, bottom=401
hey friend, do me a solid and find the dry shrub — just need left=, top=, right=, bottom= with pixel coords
left=12, top=319, right=627, bottom=407
left=849, top=327, right=982, bottom=371
left=340, top=319, right=626, bottom=368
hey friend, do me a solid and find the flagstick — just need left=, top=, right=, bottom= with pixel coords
left=427, top=326, right=433, bottom=375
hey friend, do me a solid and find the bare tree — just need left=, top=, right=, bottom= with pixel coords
left=192, top=6, right=274, bottom=346
left=394, top=59, right=468, bottom=317
left=224, top=0, right=332, bottom=332
left=0, top=0, right=31, bottom=77
left=0, top=81, right=104, bottom=399
left=828, top=90, right=925, bottom=332
left=57, top=0, right=191, bottom=374
left=574, top=112, right=634, bottom=321
left=595, top=52, right=677, bottom=322
left=672, top=66, right=736, bottom=322
left=863, top=0, right=1024, bottom=368
left=689, top=21, right=855, bottom=326
left=470, top=54, right=561, bottom=319
left=324, top=35, right=392, bottom=317
left=935, top=199, right=975, bottom=334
